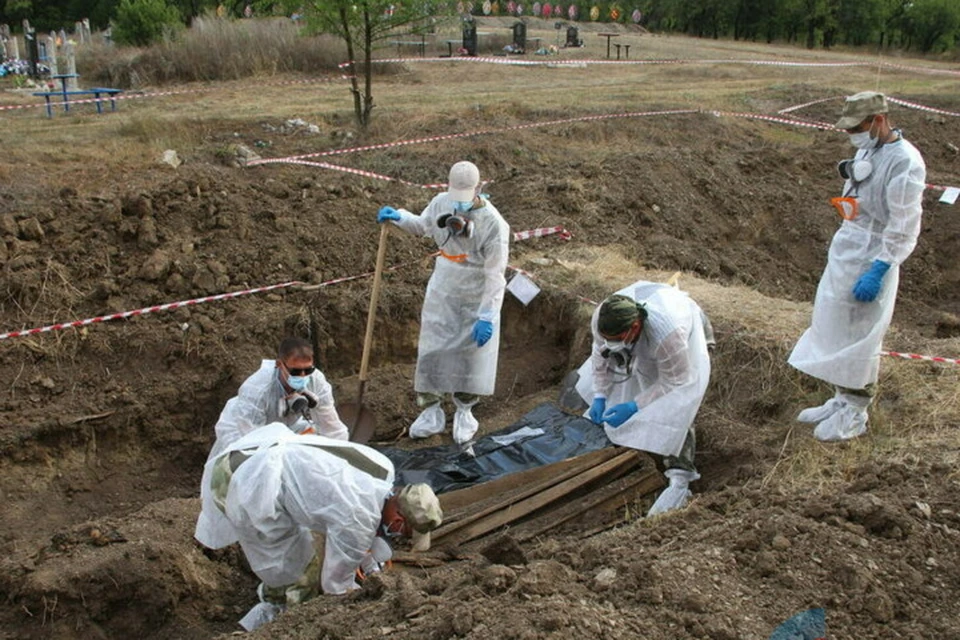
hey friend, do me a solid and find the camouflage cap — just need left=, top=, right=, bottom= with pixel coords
left=597, top=294, right=646, bottom=337
left=835, top=91, right=888, bottom=130
left=397, top=484, right=443, bottom=551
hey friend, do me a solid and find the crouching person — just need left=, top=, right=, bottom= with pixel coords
left=197, top=423, right=442, bottom=631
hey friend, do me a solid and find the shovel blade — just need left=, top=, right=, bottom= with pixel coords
left=557, top=370, right=589, bottom=415
left=338, top=403, right=377, bottom=444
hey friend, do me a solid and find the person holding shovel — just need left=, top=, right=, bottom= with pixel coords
left=194, top=336, right=349, bottom=549
left=377, top=161, right=510, bottom=444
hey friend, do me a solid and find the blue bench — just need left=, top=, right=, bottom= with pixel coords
left=32, top=87, right=124, bottom=118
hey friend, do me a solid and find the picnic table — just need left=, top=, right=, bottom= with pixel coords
left=390, top=36, right=427, bottom=57
left=33, top=84, right=124, bottom=118
left=598, top=32, right=620, bottom=59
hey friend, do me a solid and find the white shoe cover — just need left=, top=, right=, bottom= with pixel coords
left=240, top=584, right=284, bottom=631
left=647, top=469, right=700, bottom=517
left=409, top=404, right=446, bottom=439
left=813, top=404, right=868, bottom=442
left=452, top=397, right=479, bottom=444
left=797, top=394, right=846, bottom=423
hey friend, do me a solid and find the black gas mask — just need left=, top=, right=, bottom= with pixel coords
left=601, top=339, right=634, bottom=370
left=284, top=389, right=318, bottom=418
left=437, top=213, right=473, bottom=239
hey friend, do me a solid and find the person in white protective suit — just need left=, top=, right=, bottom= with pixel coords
left=575, top=281, right=712, bottom=516
left=200, top=423, right=443, bottom=631
left=194, top=336, right=349, bottom=549
left=377, top=161, right=510, bottom=444
left=789, top=91, right=926, bottom=442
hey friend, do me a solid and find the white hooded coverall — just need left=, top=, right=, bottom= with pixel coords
left=393, top=193, right=510, bottom=396
left=575, top=282, right=711, bottom=458
left=789, top=137, right=926, bottom=389
left=200, top=424, right=395, bottom=595
left=194, top=359, right=349, bottom=548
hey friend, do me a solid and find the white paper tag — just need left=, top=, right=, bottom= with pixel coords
left=939, top=187, right=959, bottom=205
left=507, top=272, right=541, bottom=306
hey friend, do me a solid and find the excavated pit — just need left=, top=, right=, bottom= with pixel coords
left=1, top=98, right=958, bottom=638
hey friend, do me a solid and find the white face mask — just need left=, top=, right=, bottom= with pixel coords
left=848, top=131, right=875, bottom=149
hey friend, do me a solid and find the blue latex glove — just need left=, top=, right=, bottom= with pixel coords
left=472, top=319, right=494, bottom=347
left=377, top=206, right=400, bottom=224
left=588, top=398, right=607, bottom=424
left=852, top=260, right=891, bottom=302
left=602, top=401, right=638, bottom=428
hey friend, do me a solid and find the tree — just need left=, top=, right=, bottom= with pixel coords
left=903, top=0, right=960, bottom=52
left=270, top=0, right=439, bottom=127
left=111, top=0, right=182, bottom=45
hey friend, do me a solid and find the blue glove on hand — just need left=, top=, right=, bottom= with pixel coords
left=588, top=398, right=607, bottom=424
left=472, top=319, right=494, bottom=347
left=602, top=401, right=638, bottom=428
left=852, top=260, right=891, bottom=302
left=377, top=206, right=400, bottom=224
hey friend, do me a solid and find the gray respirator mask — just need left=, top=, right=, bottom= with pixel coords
left=837, top=158, right=873, bottom=183
left=438, top=213, right=474, bottom=239
left=284, top=390, right=318, bottom=418
left=601, top=339, right=634, bottom=370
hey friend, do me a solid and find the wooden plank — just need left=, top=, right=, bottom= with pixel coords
left=437, top=447, right=622, bottom=526
left=434, top=450, right=641, bottom=547
left=515, top=467, right=664, bottom=542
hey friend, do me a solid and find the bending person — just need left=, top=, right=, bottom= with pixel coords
left=789, top=91, right=926, bottom=441
left=202, top=423, right=443, bottom=631
left=575, top=281, right=711, bottom=516
left=377, top=161, right=510, bottom=444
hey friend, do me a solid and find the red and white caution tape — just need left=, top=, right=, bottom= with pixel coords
left=887, top=96, right=960, bottom=118
left=248, top=109, right=697, bottom=165
left=513, top=226, right=572, bottom=242
left=0, top=224, right=567, bottom=342
left=778, top=96, right=842, bottom=114
left=0, top=75, right=342, bottom=114
left=882, top=350, right=960, bottom=366
left=710, top=109, right=834, bottom=130
left=0, top=281, right=303, bottom=341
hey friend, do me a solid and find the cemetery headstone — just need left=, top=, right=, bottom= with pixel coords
left=462, top=20, right=478, bottom=56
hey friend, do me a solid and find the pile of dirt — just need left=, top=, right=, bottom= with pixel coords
left=0, top=80, right=959, bottom=639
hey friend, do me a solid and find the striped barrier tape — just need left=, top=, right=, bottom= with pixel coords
left=248, top=108, right=697, bottom=164
left=255, top=108, right=958, bottom=195
left=0, top=224, right=568, bottom=342
left=778, top=96, right=842, bottom=114
left=780, top=95, right=960, bottom=119
left=710, top=109, right=834, bottom=130
left=0, top=281, right=303, bottom=341
left=251, top=158, right=433, bottom=187
left=0, top=75, right=344, bottom=114
left=882, top=350, right=960, bottom=366
left=887, top=96, right=960, bottom=118
left=6, top=54, right=958, bottom=114
left=508, top=267, right=960, bottom=367
left=513, top=226, right=572, bottom=242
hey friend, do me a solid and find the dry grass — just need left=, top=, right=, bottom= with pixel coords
left=78, top=17, right=348, bottom=88
left=3, top=26, right=959, bottom=495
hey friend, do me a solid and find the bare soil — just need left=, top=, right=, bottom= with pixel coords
left=1, top=28, right=960, bottom=640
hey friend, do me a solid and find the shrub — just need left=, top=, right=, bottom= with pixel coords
left=78, top=16, right=370, bottom=87
left=112, top=0, right=183, bottom=47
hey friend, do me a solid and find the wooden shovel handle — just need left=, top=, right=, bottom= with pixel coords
left=359, top=224, right=390, bottom=383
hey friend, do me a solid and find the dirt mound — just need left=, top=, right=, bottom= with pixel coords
left=1, top=73, right=959, bottom=639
